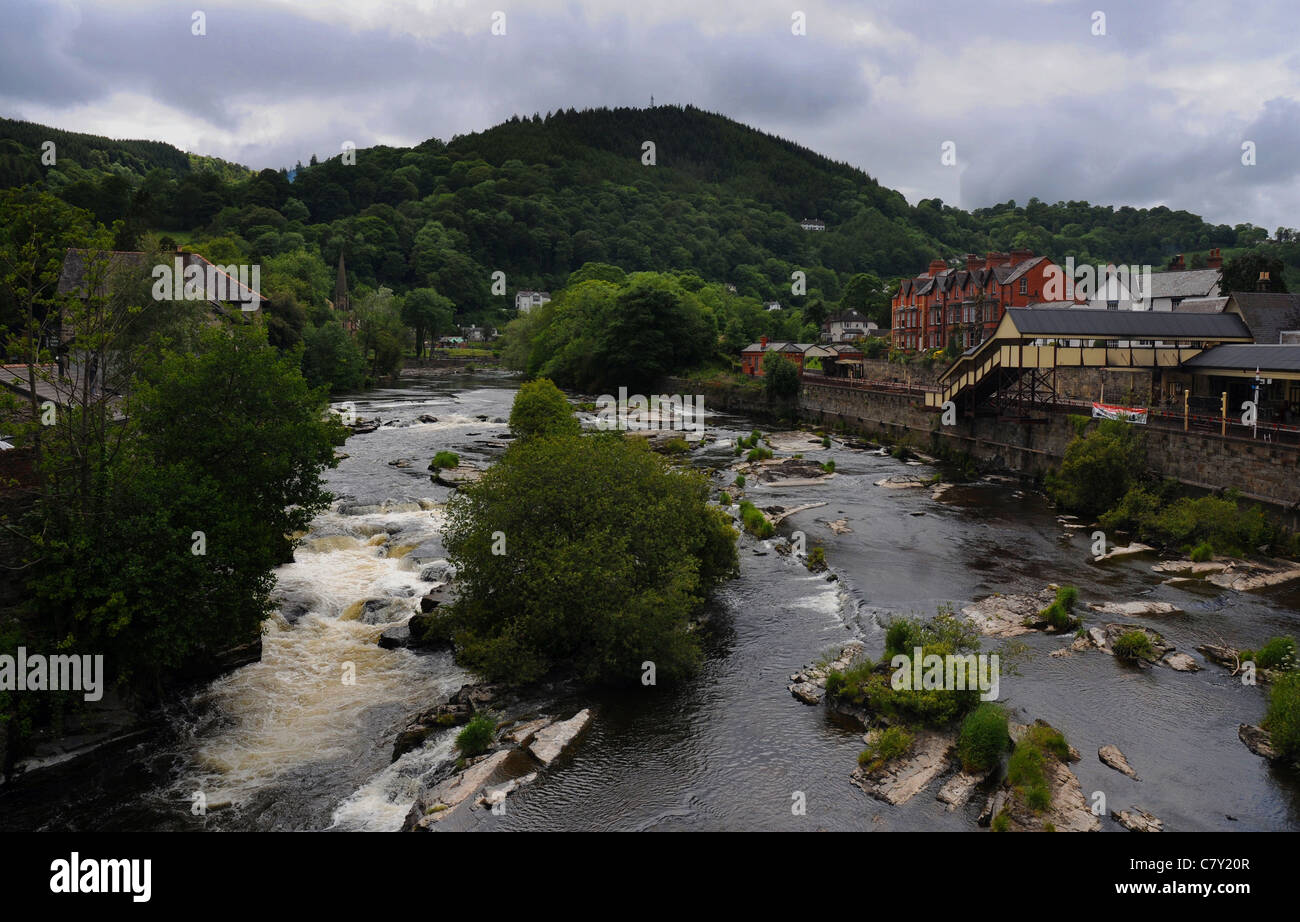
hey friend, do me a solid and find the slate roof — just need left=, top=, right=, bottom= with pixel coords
left=1226, top=291, right=1300, bottom=345
left=57, top=249, right=150, bottom=297
left=1173, top=297, right=1229, bottom=314
left=1003, top=308, right=1251, bottom=340
left=1181, top=344, right=1300, bottom=373
left=1148, top=268, right=1221, bottom=300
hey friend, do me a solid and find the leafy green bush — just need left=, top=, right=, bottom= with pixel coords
left=1244, top=636, right=1297, bottom=671
left=957, top=703, right=1010, bottom=772
left=1265, top=672, right=1300, bottom=762
left=662, top=437, right=690, bottom=454
left=738, top=500, right=774, bottom=539
left=1006, top=725, right=1068, bottom=813
left=991, top=810, right=1010, bottom=832
left=430, top=450, right=460, bottom=469
left=1112, top=630, right=1155, bottom=662
left=508, top=378, right=581, bottom=440
left=806, top=546, right=827, bottom=572
left=455, top=715, right=496, bottom=756
left=824, top=659, right=876, bottom=705
left=868, top=609, right=985, bottom=725
left=1190, top=541, right=1214, bottom=562
left=821, top=459, right=835, bottom=473
left=764, top=352, right=801, bottom=399
left=746, top=446, right=773, bottom=462
left=1045, top=419, right=1146, bottom=519
left=718, top=491, right=732, bottom=506
left=1039, top=586, right=1080, bottom=631
left=734, top=473, right=746, bottom=488
left=822, top=435, right=831, bottom=448
left=1102, top=486, right=1275, bottom=558
left=858, top=726, right=914, bottom=772
left=440, top=422, right=739, bottom=686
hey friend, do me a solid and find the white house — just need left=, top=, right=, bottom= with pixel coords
left=799, top=218, right=826, bottom=231
left=821, top=309, right=877, bottom=343
left=515, top=290, right=551, bottom=313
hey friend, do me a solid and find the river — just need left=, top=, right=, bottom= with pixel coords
left=3, top=370, right=1298, bottom=831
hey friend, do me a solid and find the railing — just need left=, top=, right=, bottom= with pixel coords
left=801, top=373, right=937, bottom=400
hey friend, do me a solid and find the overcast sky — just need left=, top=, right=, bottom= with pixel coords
left=3, top=0, right=1298, bottom=231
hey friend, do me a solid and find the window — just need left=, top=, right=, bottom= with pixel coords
left=1019, top=279, right=1028, bottom=295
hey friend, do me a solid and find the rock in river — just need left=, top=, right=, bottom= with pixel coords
left=852, top=729, right=954, bottom=806
left=1111, top=806, right=1163, bottom=832
left=529, top=708, right=593, bottom=765
left=1098, top=744, right=1140, bottom=780
left=1087, top=600, right=1181, bottom=618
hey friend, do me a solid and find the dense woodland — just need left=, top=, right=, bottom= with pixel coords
left=4, top=105, right=1296, bottom=389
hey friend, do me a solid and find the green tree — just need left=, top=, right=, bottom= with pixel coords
left=401, top=287, right=454, bottom=359
left=25, top=323, right=343, bottom=694
left=1045, top=418, right=1147, bottom=519
left=440, top=428, right=738, bottom=685
left=763, top=351, right=800, bottom=399
left=301, top=320, right=366, bottom=392
left=1219, top=252, right=1288, bottom=293
left=508, top=377, right=580, bottom=439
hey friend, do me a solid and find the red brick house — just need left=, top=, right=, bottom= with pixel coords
left=891, top=250, right=1071, bottom=352
left=740, top=338, right=832, bottom=375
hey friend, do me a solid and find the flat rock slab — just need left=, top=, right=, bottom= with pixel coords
left=789, top=682, right=822, bottom=705
left=852, top=729, right=953, bottom=806
left=405, top=749, right=512, bottom=829
left=874, top=475, right=929, bottom=489
left=503, top=717, right=551, bottom=746
left=478, top=771, right=537, bottom=807
left=434, top=466, right=484, bottom=488
left=1112, top=806, right=1163, bottom=832
left=962, top=589, right=1057, bottom=638
left=1099, top=744, right=1140, bottom=779
left=1208, top=565, right=1300, bottom=592
left=1152, top=559, right=1229, bottom=576
left=1239, top=724, right=1276, bottom=760
left=936, top=771, right=986, bottom=811
left=1088, top=601, right=1182, bottom=618
left=1000, top=758, right=1101, bottom=832
left=529, top=708, right=592, bottom=765
left=825, top=518, right=853, bottom=535
left=1095, top=543, right=1155, bottom=562
left=1162, top=652, right=1200, bottom=671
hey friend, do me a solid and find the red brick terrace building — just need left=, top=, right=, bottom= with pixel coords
left=891, top=250, right=1071, bottom=351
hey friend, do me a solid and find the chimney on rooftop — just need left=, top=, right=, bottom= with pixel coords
left=966, top=253, right=982, bottom=272
left=1010, top=247, right=1033, bottom=264
left=1171, top=254, right=1185, bottom=270
left=760, top=335, right=769, bottom=349
left=1207, top=248, right=1222, bottom=270
left=1258, top=271, right=1271, bottom=292
left=928, top=258, right=948, bottom=277
left=985, top=252, right=1008, bottom=270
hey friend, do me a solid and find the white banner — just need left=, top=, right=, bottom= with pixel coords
left=1092, top=401, right=1147, bottom=424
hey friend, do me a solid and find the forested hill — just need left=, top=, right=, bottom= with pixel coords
left=0, top=105, right=1270, bottom=322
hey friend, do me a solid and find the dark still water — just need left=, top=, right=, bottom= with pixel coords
left=3, top=371, right=1297, bottom=831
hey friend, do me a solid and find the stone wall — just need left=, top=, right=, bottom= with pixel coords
left=798, top=380, right=1299, bottom=519
left=661, top=376, right=794, bottom=423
